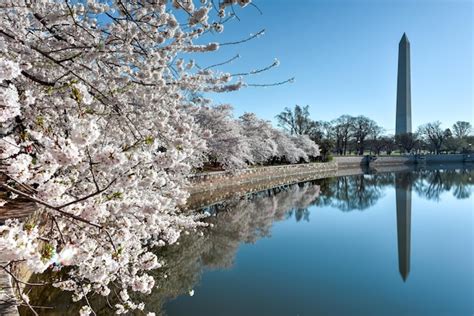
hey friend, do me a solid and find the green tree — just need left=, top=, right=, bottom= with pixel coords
left=443, top=128, right=461, bottom=153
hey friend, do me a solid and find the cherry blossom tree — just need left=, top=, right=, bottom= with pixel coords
left=291, top=134, right=320, bottom=161
left=271, top=130, right=305, bottom=164
left=189, top=104, right=252, bottom=169
left=0, top=1, right=265, bottom=314
left=188, top=105, right=321, bottom=169
left=238, top=112, right=277, bottom=164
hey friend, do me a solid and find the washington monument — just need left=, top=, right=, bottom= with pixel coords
left=395, top=33, right=412, bottom=135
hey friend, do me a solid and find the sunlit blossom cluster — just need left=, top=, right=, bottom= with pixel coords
left=188, top=104, right=320, bottom=169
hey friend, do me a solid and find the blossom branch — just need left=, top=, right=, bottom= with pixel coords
left=220, top=29, right=265, bottom=46
left=247, top=77, right=295, bottom=87
left=203, top=54, right=240, bottom=70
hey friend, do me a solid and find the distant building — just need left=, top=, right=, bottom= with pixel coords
left=395, top=33, right=412, bottom=135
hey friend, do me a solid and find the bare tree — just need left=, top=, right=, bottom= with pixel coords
left=332, top=115, right=354, bottom=155
left=418, top=121, right=450, bottom=154
left=350, top=116, right=379, bottom=155
left=395, top=132, right=419, bottom=154
left=308, top=120, right=330, bottom=142
left=276, top=105, right=315, bottom=135
left=382, top=136, right=397, bottom=155
left=367, top=124, right=384, bottom=155
left=309, top=120, right=334, bottom=161
left=452, top=121, right=472, bottom=138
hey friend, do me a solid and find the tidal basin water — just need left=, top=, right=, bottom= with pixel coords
left=161, top=165, right=473, bottom=316
left=23, top=164, right=473, bottom=315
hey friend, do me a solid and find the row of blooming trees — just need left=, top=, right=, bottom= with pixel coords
left=0, top=1, right=301, bottom=315
left=188, top=104, right=320, bottom=170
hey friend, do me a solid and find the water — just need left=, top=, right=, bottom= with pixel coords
left=22, top=164, right=474, bottom=315
left=161, top=165, right=473, bottom=316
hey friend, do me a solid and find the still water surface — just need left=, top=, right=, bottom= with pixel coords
left=24, top=165, right=473, bottom=315
left=161, top=165, right=473, bottom=316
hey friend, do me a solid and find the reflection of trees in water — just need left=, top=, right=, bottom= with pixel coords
left=150, top=167, right=473, bottom=314
left=23, top=182, right=322, bottom=315
left=412, top=168, right=474, bottom=201
left=313, top=167, right=473, bottom=211
left=22, top=167, right=473, bottom=315
left=149, top=182, right=322, bottom=315
left=145, top=167, right=474, bottom=315
left=313, top=173, right=394, bottom=211
left=288, top=207, right=311, bottom=222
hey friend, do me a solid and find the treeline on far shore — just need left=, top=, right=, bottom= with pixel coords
left=276, top=105, right=473, bottom=161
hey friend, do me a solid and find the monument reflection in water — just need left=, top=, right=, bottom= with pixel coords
left=22, top=165, right=474, bottom=316
left=395, top=172, right=412, bottom=281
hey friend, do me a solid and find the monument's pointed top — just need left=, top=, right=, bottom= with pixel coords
left=400, top=33, right=409, bottom=43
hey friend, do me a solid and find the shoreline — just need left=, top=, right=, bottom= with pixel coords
left=186, top=157, right=472, bottom=209
left=186, top=162, right=338, bottom=209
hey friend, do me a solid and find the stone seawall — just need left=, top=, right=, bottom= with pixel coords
left=424, top=153, right=472, bottom=163
left=372, top=156, right=414, bottom=165
left=186, top=157, right=472, bottom=208
left=334, top=155, right=416, bottom=167
left=335, top=154, right=471, bottom=168
left=186, top=162, right=338, bottom=208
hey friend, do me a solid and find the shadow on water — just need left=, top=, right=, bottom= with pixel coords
left=20, top=163, right=474, bottom=315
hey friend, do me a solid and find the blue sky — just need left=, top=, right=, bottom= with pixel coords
left=192, top=0, right=472, bottom=134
